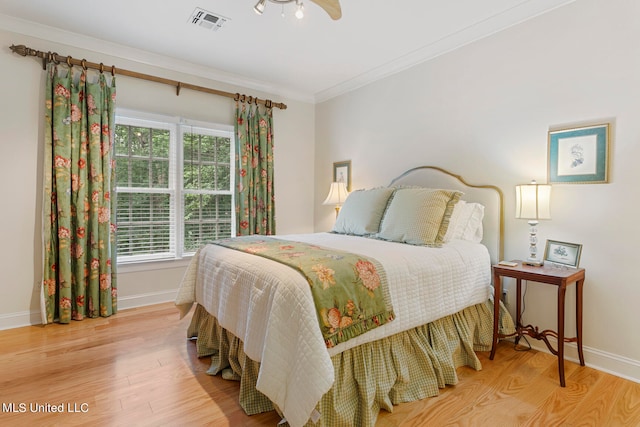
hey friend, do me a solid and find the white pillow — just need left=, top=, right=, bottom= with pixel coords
left=444, top=200, right=465, bottom=241
left=444, top=201, right=484, bottom=243
left=376, top=188, right=462, bottom=246
left=332, top=187, right=395, bottom=235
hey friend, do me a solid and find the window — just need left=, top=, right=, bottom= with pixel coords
left=114, top=111, right=234, bottom=263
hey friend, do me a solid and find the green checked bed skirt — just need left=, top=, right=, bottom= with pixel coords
left=187, top=299, right=515, bottom=427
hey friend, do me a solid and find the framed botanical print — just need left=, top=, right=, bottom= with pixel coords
left=548, top=123, right=610, bottom=184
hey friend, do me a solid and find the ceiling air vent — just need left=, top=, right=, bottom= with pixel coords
left=189, top=7, right=230, bottom=31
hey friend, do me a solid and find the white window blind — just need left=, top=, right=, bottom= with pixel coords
left=115, top=111, right=234, bottom=263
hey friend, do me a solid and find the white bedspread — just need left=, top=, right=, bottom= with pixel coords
left=175, top=233, right=491, bottom=427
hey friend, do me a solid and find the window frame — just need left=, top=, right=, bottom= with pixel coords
left=114, top=109, right=235, bottom=266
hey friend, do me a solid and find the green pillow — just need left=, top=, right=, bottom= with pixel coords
left=376, top=188, right=462, bottom=246
left=332, top=187, right=395, bottom=235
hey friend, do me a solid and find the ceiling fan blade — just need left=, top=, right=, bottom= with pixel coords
left=310, top=0, right=342, bottom=20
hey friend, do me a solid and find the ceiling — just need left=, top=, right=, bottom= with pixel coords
left=0, top=0, right=574, bottom=103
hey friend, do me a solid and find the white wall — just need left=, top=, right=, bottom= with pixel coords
left=315, top=0, right=640, bottom=381
left=0, top=29, right=315, bottom=328
left=3, top=0, right=639, bottom=384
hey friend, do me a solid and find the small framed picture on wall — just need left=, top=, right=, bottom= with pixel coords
left=333, top=160, right=352, bottom=191
left=548, top=122, right=610, bottom=184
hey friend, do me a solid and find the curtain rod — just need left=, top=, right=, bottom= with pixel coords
left=9, top=44, right=287, bottom=110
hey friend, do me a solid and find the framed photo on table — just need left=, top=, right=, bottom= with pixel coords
left=544, top=240, right=583, bottom=268
left=548, top=123, right=610, bottom=184
left=333, top=160, right=352, bottom=191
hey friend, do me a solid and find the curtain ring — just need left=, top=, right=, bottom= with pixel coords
left=43, top=52, right=52, bottom=70
left=66, top=56, right=73, bottom=68
left=247, top=96, right=253, bottom=104
left=81, top=59, right=87, bottom=70
left=111, top=65, right=116, bottom=77
left=254, top=97, right=259, bottom=105
left=234, top=93, right=240, bottom=101
left=51, top=52, right=60, bottom=64
left=99, top=63, right=104, bottom=73
left=265, top=99, right=273, bottom=108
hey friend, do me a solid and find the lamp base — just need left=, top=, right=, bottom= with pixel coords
left=524, top=219, right=543, bottom=267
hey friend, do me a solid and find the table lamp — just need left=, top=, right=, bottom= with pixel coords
left=515, top=180, right=551, bottom=266
left=322, top=181, right=349, bottom=218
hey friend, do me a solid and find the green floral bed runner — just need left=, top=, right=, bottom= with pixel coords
left=213, top=236, right=395, bottom=348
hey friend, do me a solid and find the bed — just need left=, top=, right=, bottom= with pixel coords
left=175, top=166, right=515, bottom=427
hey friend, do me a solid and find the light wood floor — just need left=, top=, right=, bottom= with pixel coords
left=1, top=302, right=638, bottom=427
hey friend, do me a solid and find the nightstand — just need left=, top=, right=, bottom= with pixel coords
left=490, top=261, right=586, bottom=386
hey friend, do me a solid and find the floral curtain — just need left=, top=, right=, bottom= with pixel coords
left=234, top=101, right=276, bottom=235
left=42, top=63, right=117, bottom=324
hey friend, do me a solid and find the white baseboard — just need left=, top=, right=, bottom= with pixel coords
left=0, top=310, right=38, bottom=331
left=0, top=289, right=177, bottom=331
left=117, top=289, right=177, bottom=310
left=511, top=338, right=640, bottom=384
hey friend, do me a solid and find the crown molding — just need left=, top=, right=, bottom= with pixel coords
left=1, top=0, right=574, bottom=106
left=0, top=13, right=314, bottom=104
left=314, top=0, right=575, bottom=103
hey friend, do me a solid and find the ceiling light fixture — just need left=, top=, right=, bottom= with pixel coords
left=254, top=0, right=305, bottom=19
left=253, top=0, right=266, bottom=14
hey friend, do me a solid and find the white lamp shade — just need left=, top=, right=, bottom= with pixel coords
left=323, top=182, right=349, bottom=206
left=515, top=181, right=551, bottom=220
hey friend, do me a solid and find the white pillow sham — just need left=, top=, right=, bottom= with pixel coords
left=444, top=200, right=484, bottom=243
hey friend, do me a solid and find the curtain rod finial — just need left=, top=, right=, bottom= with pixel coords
left=10, top=44, right=28, bottom=56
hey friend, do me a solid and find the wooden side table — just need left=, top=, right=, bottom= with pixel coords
left=490, top=261, right=586, bottom=386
